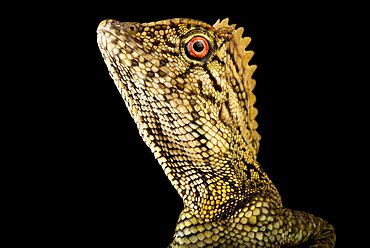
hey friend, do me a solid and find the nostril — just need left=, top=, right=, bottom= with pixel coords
left=123, top=22, right=139, bottom=35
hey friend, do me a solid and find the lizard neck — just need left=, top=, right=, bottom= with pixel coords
left=157, top=149, right=278, bottom=221
left=126, top=93, right=278, bottom=222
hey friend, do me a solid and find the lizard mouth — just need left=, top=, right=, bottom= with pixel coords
left=97, top=19, right=158, bottom=91
left=97, top=19, right=147, bottom=100
left=97, top=19, right=142, bottom=68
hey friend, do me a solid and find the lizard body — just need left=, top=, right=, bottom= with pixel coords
left=97, top=17, right=335, bottom=247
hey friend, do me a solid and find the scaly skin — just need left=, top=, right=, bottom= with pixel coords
left=96, top=18, right=336, bottom=247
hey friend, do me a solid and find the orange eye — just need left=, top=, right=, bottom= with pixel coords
left=186, top=36, right=210, bottom=59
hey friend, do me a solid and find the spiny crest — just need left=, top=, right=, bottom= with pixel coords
left=214, top=18, right=261, bottom=158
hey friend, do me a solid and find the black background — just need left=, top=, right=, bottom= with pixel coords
left=7, top=2, right=366, bottom=247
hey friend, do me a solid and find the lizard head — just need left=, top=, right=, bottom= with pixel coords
left=97, top=18, right=262, bottom=221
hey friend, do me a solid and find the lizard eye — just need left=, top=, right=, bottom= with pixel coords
left=185, top=36, right=210, bottom=60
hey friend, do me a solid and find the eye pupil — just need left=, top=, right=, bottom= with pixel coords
left=193, top=40, right=204, bottom=52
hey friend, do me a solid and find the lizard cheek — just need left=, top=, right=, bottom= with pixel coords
left=186, top=36, right=210, bottom=59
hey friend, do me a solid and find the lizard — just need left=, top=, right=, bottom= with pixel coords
left=96, top=17, right=336, bottom=247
